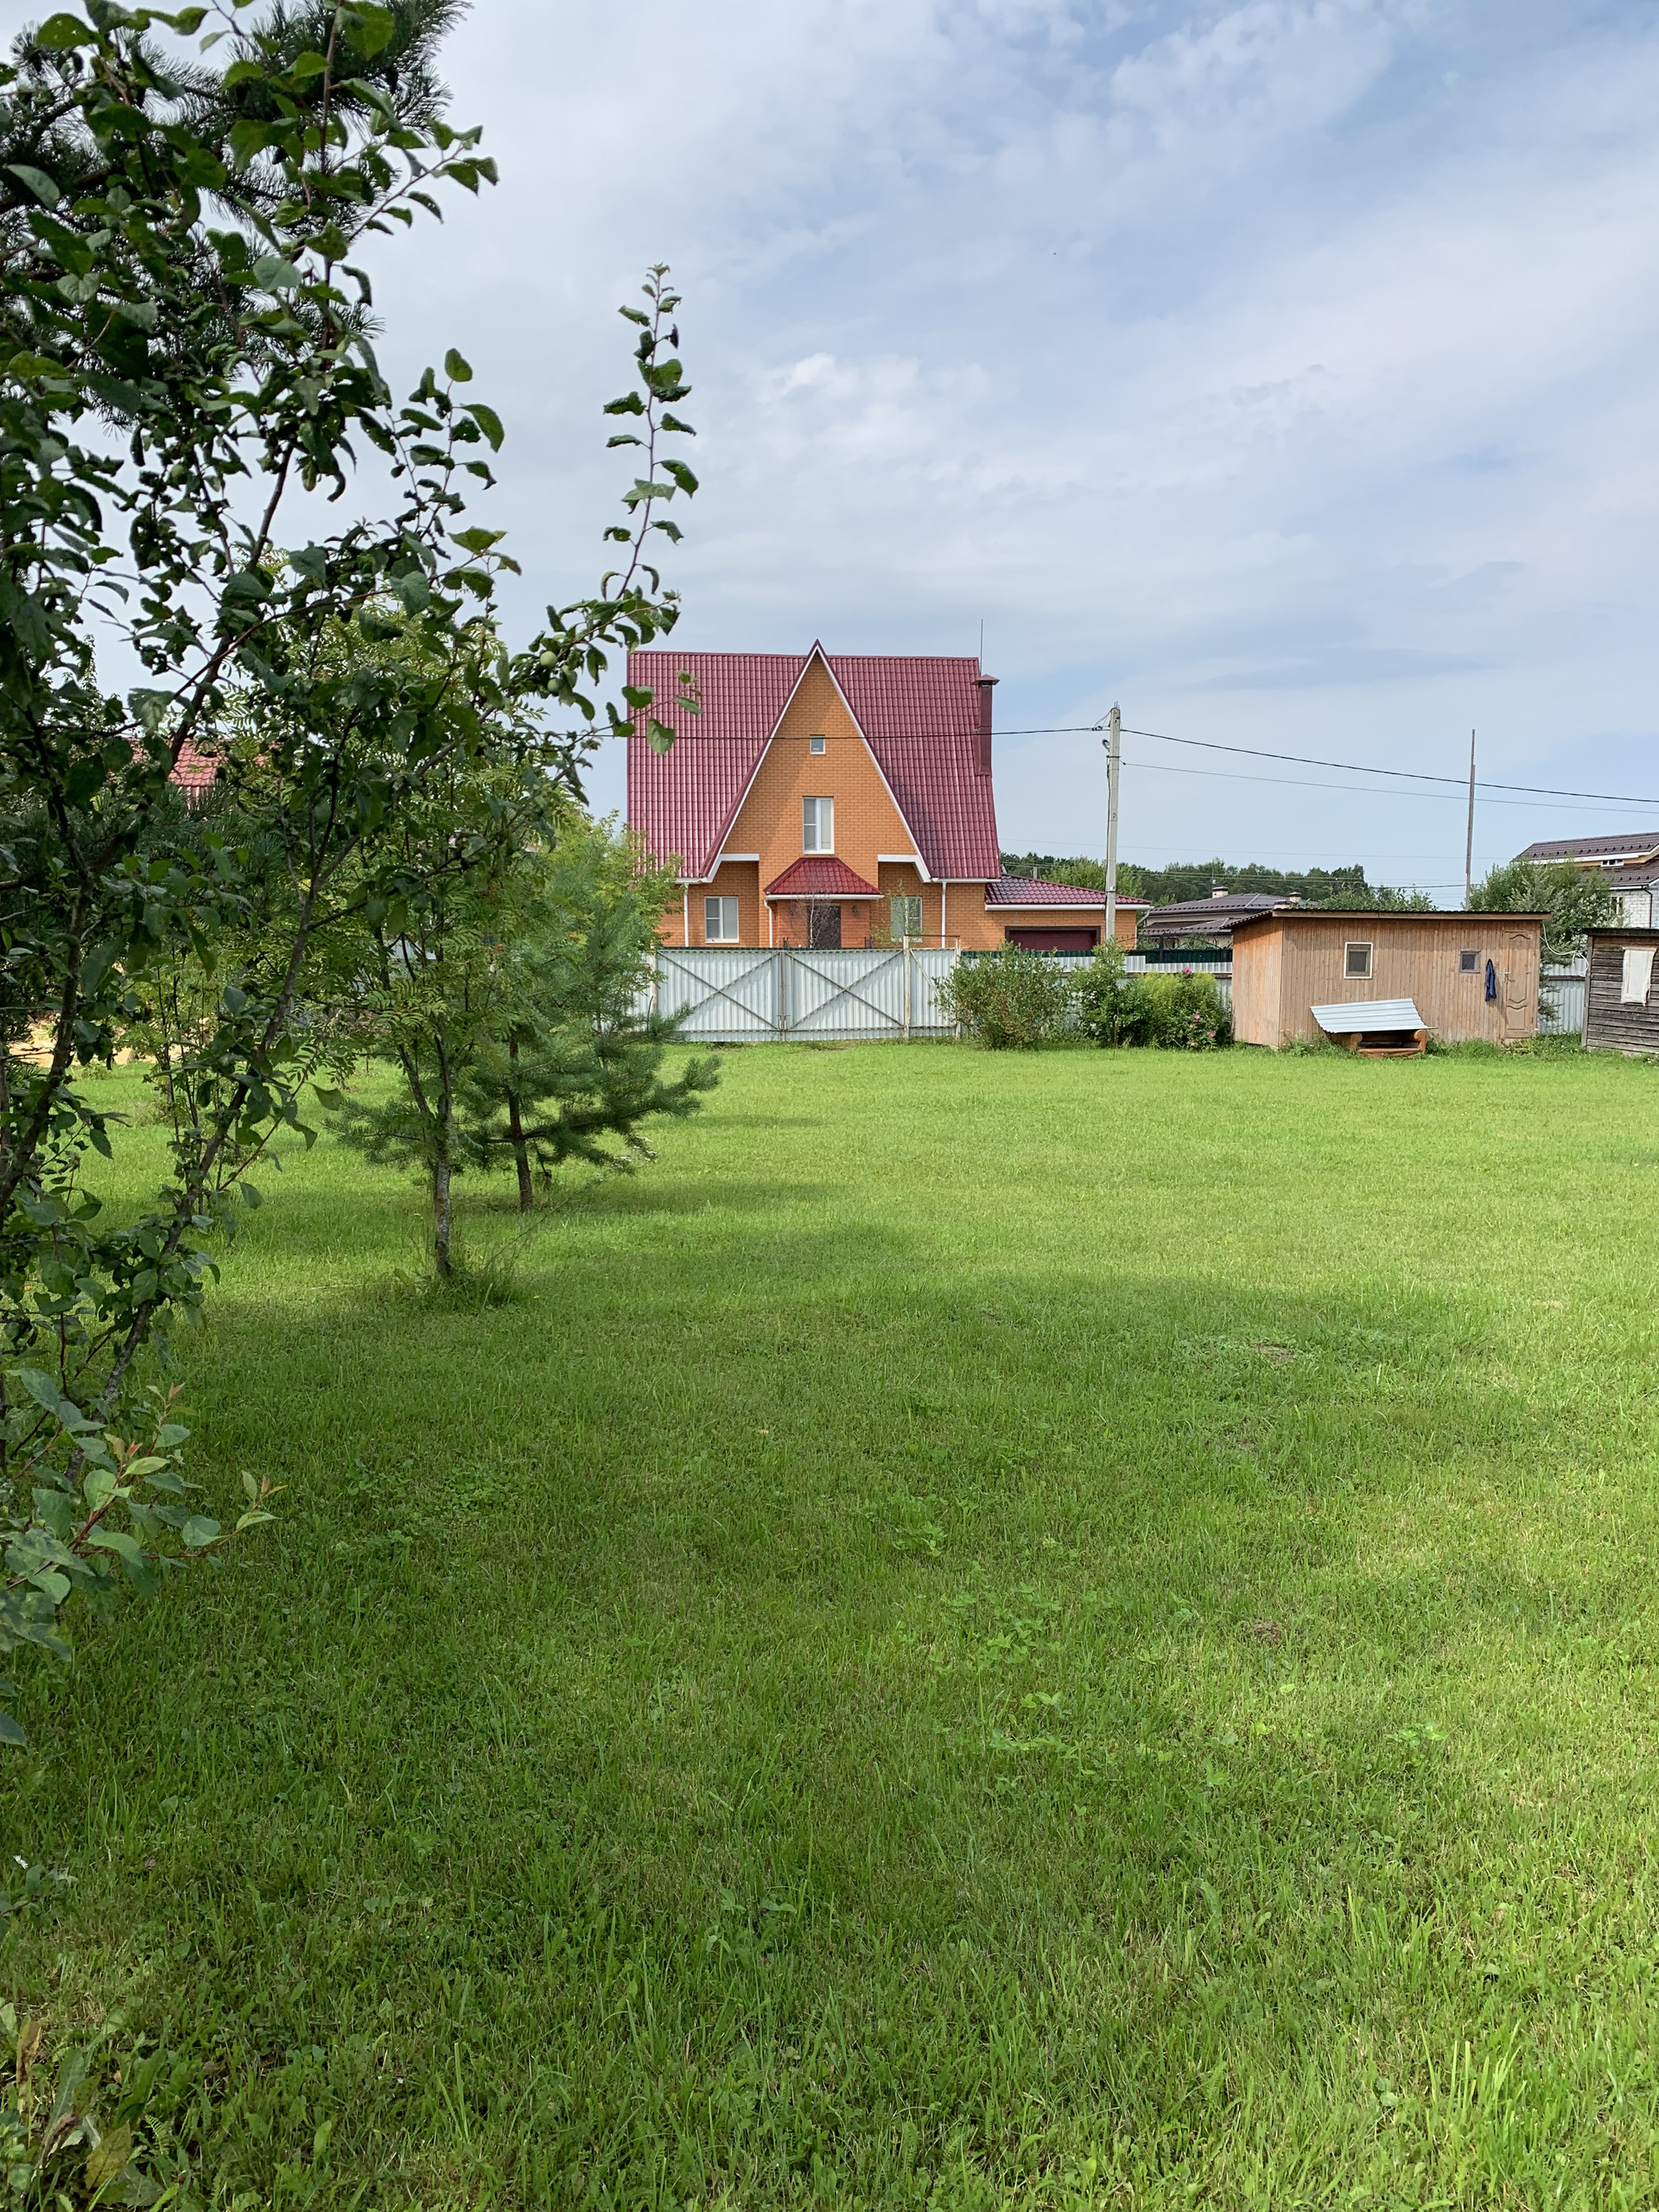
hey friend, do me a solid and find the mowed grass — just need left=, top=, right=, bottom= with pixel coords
left=5, top=1041, right=1659, bottom=2208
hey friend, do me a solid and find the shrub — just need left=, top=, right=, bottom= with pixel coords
left=1076, top=949, right=1230, bottom=1050
left=937, top=949, right=1075, bottom=1049
left=1116, top=970, right=1230, bottom=1050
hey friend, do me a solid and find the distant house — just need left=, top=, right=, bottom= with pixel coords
left=626, top=643, right=1148, bottom=952
left=1517, top=832, right=1659, bottom=926
left=1231, top=908, right=1544, bottom=1049
left=1138, top=890, right=1287, bottom=945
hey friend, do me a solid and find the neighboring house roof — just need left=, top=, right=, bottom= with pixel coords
left=765, top=856, right=880, bottom=901
left=1141, top=892, right=1286, bottom=938
left=172, top=742, right=219, bottom=795
left=626, top=646, right=1001, bottom=882
left=1518, top=833, right=1659, bottom=864
left=1604, top=863, right=1659, bottom=888
left=985, top=874, right=1149, bottom=908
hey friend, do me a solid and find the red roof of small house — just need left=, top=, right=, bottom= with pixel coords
left=172, top=741, right=219, bottom=795
left=986, top=874, right=1150, bottom=908
left=626, top=647, right=1001, bottom=882
left=765, top=855, right=880, bottom=901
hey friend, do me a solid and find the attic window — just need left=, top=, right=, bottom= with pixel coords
left=1459, top=949, right=1479, bottom=974
left=803, top=796, right=834, bottom=853
left=809, top=734, right=826, bottom=755
left=1344, top=941, right=1373, bottom=980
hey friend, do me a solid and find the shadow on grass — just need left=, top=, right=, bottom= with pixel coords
left=3, top=1205, right=1649, bottom=2205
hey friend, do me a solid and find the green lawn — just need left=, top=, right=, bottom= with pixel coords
left=6, top=1041, right=1659, bottom=2208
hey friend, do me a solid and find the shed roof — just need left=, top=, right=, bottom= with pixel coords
left=1312, top=998, right=1426, bottom=1035
left=626, top=646, right=1001, bottom=883
left=1230, top=906, right=1547, bottom=936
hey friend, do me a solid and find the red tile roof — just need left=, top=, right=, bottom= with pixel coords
left=172, top=742, right=219, bottom=793
left=626, top=646, right=1001, bottom=881
left=987, top=874, right=1150, bottom=908
left=765, top=855, right=880, bottom=900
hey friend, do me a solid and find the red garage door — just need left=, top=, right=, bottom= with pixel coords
left=1005, top=927, right=1099, bottom=952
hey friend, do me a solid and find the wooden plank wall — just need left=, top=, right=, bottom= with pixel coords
left=1242, top=915, right=1541, bottom=1046
left=1230, top=921, right=1282, bottom=1046
left=1584, top=932, right=1659, bottom=1054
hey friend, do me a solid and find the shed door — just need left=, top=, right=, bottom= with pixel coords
left=1502, top=931, right=1532, bottom=1035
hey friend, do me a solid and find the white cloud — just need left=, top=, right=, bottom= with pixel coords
left=10, top=0, right=1658, bottom=878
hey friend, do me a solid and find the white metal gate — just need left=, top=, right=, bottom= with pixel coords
left=646, top=946, right=962, bottom=1042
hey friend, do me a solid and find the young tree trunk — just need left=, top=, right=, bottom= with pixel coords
left=507, top=1039, right=533, bottom=1212
left=432, top=1034, right=457, bottom=1280
left=432, top=1152, right=454, bottom=1279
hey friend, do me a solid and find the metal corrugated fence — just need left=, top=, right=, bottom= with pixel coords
left=1538, top=963, right=1585, bottom=1037
left=639, top=947, right=1231, bottom=1043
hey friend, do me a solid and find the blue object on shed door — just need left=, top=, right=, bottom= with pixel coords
left=1484, top=957, right=1497, bottom=1001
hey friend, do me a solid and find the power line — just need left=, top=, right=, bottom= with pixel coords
left=990, top=721, right=1659, bottom=811
left=1116, top=752, right=1651, bottom=813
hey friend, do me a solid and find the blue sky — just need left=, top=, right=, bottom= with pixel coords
left=55, top=0, right=1659, bottom=884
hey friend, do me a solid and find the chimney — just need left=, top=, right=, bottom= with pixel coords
left=975, top=675, right=998, bottom=775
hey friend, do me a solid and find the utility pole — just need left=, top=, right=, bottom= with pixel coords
left=1103, top=702, right=1122, bottom=949
left=1464, top=728, right=1476, bottom=906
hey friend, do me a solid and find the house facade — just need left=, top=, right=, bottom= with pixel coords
left=1518, top=832, right=1659, bottom=927
left=626, top=645, right=1144, bottom=951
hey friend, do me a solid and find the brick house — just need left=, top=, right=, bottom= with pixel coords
left=626, top=644, right=1143, bottom=951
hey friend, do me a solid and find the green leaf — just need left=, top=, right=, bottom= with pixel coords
left=443, top=347, right=473, bottom=384
left=87, top=1529, right=144, bottom=1567
left=228, top=118, right=270, bottom=168
left=240, top=1183, right=262, bottom=1209
left=0, top=1714, right=26, bottom=1751
left=181, top=1516, right=221, bottom=1549
left=288, top=48, right=331, bottom=79
left=461, top=401, right=502, bottom=451
left=5, top=165, right=60, bottom=208
left=346, top=2, right=396, bottom=54
left=645, top=720, right=677, bottom=756
left=84, top=2121, right=132, bottom=2188
left=31, top=12, right=95, bottom=48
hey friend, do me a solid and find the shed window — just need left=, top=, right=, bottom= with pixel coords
left=809, top=734, right=826, bottom=755
left=1459, top=949, right=1479, bottom=974
left=803, top=796, right=834, bottom=852
left=1344, top=941, right=1373, bottom=979
left=703, top=896, right=740, bottom=943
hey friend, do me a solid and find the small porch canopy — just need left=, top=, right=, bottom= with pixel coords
left=764, top=857, right=880, bottom=903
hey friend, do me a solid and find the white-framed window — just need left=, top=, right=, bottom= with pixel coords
left=891, top=894, right=923, bottom=938
left=703, top=895, right=740, bottom=943
left=1459, top=948, right=1479, bottom=974
left=1344, top=940, right=1373, bottom=979
left=803, top=796, right=834, bottom=852
left=809, top=734, right=826, bottom=755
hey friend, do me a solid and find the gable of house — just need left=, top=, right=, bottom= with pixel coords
left=626, top=644, right=999, bottom=884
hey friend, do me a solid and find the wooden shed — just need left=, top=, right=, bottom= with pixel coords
left=1582, top=928, right=1659, bottom=1054
left=1230, top=909, right=1545, bottom=1050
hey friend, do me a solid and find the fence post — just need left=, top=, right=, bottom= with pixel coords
left=774, top=948, right=790, bottom=1039
left=903, top=941, right=912, bottom=1039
